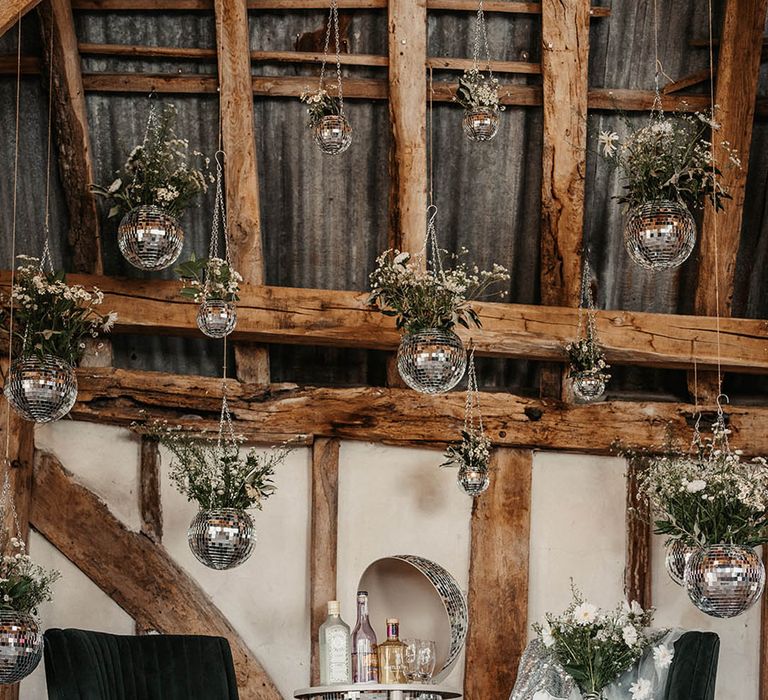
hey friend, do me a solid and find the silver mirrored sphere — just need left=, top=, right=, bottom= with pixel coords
left=4, top=354, right=77, bottom=424
left=397, top=329, right=467, bottom=394
left=0, top=611, right=42, bottom=684
left=458, top=463, right=490, bottom=497
left=188, top=509, right=255, bottom=570
left=684, top=544, right=765, bottom=618
left=665, top=540, right=698, bottom=587
left=624, top=200, right=696, bottom=271
left=570, top=372, right=607, bottom=403
left=118, top=205, right=184, bottom=271
left=313, top=115, right=352, bottom=155
left=197, top=300, right=237, bottom=339
left=462, top=107, right=500, bottom=142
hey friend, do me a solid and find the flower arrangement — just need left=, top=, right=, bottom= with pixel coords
left=453, top=69, right=504, bottom=111
left=369, top=249, right=509, bottom=333
left=0, top=533, right=60, bottom=616
left=2, top=256, right=116, bottom=366
left=300, top=89, right=342, bottom=128
left=598, top=111, right=739, bottom=212
left=91, top=103, right=211, bottom=219
left=441, top=429, right=490, bottom=472
left=533, top=586, right=660, bottom=699
left=566, top=337, right=610, bottom=379
left=177, top=254, right=242, bottom=304
left=634, top=419, right=768, bottom=548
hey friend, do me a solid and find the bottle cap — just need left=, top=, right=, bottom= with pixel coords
left=328, top=601, right=341, bottom=615
left=386, top=617, right=399, bottom=625
left=357, top=590, right=368, bottom=597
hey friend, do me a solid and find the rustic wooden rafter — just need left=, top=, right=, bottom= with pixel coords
left=624, top=456, right=652, bottom=609
left=139, top=435, right=163, bottom=543
left=0, top=0, right=43, bottom=39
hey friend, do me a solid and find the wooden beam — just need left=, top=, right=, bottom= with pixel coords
left=31, top=451, right=281, bottom=700
left=309, top=438, right=340, bottom=686
left=662, top=68, right=710, bottom=95
left=65, top=367, right=768, bottom=456
left=388, top=0, right=427, bottom=254
left=464, top=448, right=532, bottom=700
left=2, top=273, right=766, bottom=373
left=139, top=436, right=162, bottom=543
left=38, top=0, right=104, bottom=275
left=624, top=456, right=652, bottom=609
left=0, top=0, right=43, bottom=38
left=214, top=0, right=270, bottom=384
left=695, top=0, right=768, bottom=318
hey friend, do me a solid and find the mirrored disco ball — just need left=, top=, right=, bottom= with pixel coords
left=462, top=107, right=500, bottom=142
left=665, top=540, right=698, bottom=587
left=313, top=115, right=352, bottom=155
left=570, top=372, right=606, bottom=403
left=197, top=300, right=237, bottom=339
left=188, top=509, right=255, bottom=570
left=684, top=544, right=765, bottom=618
left=4, top=354, right=77, bottom=423
left=458, top=463, right=490, bottom=497
left=118, top=205, right=184, bottom=271
left=397, top=330, right=467, bottom=394
left=624, top=200, right=696, bottom=271
left=0, top=611, right=42, bottom=685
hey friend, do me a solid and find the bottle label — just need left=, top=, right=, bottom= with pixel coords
left=352, top=648, right=379, bottom=683
left=326, top=628, right=350, bottom=684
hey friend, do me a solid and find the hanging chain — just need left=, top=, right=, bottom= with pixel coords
left=0, top=469, right=22, bottom=542
left=577, top=259, right=597, bottom=343
left=318, top=0, right=345, bottom=114
left=472, top=0, right=492, bottom=77
left=463, top=346, right=483, bottom=436
left=208, top=151, right=231, bottom=265
left=132, top=92, right=157, bottom=187
left=425, top=205, right=445, bottom=277
left=217, top=384, right=237, bottom=451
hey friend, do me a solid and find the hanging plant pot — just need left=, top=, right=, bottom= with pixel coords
left=0, top=611, right=43, bottom=684
left=462, top=106, right=500, bottom=142
left=197, top=299, right=237, bottom=339
left=313, top=114, right=352, bottom=155
left=118, top=205, right=184, bottom=271
left=187, top=508, right=255, bottom=570
left=624, top=200, right=696, bottom=271
left=457, top=463, right=490, bottom=497
left=684, top=544, right=765, bottom=618
left=569, top=371, right=607, bottom=403
left=665, top=539, right=698, bottom=587
left=397, top=329, right=467, bottom=395
left=4, top=354, right=77, bottom=424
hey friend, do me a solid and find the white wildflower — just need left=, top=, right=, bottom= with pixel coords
left=622, top=624, right=638, bottom=647
left=573, top=602, right=598, bottom=625
left=653, top=644, right=674, bottom=669
left=598, top=130, right=619, bottom=157
left=629, top=678, right=652, bottom=700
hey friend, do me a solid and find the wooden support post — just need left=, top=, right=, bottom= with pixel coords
left=387, top=0, right=427, bottom=255
left=624, top=456, right=652, bottom=609
left=139, top=435, right=163, bottom=543
left=0, top=0, right=43, bottom=39
left=464, top=449, right=532, bottom=699
left=309, top=437, right=340, bottom=685
left=539, top=0, right=590, bottom=398
left=38, top=0, right=103, bottom=276
left=31, top=451, right=281, bottom=699
left=214, top=0, right=270, bottom=384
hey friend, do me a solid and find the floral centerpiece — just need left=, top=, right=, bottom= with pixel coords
left=177, top=255, right=241, bottom=305
left=300, top=88, right=352, bottom=155
left=566, top=337, right=611, bottom=402
left=442, top=429, right=491, bottom=496
left=300, top=89, right=343, bottom=129
left=532, top=586, right=659, bottom=699
left=454, top=69, right=505, bottom=142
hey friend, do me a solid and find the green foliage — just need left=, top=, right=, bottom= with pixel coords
left=0, top=534, right=60, bottom=616
left=176, top=254, right=242, bottom=303
left=300, top=89, right=342, bottom=127
left=453, top=69, right=505, bottom=111
left=441, top=429, right=490, bottom=471
left=566, top=338, right=610, bottom=377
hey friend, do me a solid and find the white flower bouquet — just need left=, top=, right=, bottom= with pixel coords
left=0, top=534, right=59, bottom=616
left=453, top=69, right=504, bottom=111
left=441, top=429, right=491, bottom=472
left=300, top=88, right=343, bottom=127
left=565, top=337, right=610, bottom=380
left=176, top=254, right=242, bottom=303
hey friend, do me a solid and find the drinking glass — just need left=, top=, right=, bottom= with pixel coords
left=403, top=640, right=437, bottom=682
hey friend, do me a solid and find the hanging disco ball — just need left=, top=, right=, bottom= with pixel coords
left=457, top=463, right=490, bottom=497
left=188, top=509, right=255, bottom=570
left=0, top=611, right=43, bottom=684
left=684, top=544, right=765, bottom=618
left=397, top=330, right=467, bottom=395
left=462, top=107, right=500, bottom=142
left=570, top=372, right=607, bottom=403
left=118, top=205, right=184, bottom=271
left=624, top=200, right=696, bottom=271
left=4, top=354, right=77, bottom=424
left=313, top=115, right=352, bottom=155
left=665, top=539, right=698, bottom=587
left=197, top=300, right=237, bottom=339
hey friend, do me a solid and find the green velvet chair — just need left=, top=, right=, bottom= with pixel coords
left=664, top=631, right=720, bottom=700
left=43, top=629, right=239, bottom=700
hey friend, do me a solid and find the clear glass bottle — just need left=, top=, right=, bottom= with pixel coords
left=377, top=618, right=407, bottom=684
left=351, top=591, right=379, bottom=683
left=319, top=601, right=352, bottom=685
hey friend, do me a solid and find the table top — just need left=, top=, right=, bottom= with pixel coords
left=294, top=683, right=461, bottom=698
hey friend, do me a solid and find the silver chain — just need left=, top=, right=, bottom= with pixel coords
left=577, top=259, right=598, bottom=344
left=208, top=151, right=231, bottom=265
left=318, top=0, right=345, bottom=114
left=217, top=385, right=237, bottom=452
left=463, top=347, right=483, bottom=435
left=40, top=236, right=54, bottom=275
left=425, top=205, right=445, bottom=278
left=0, top=466, right=22, bottom=542
left=133, top=92, right=157, bottom=188
left=472, top=0, right=492, bottom=77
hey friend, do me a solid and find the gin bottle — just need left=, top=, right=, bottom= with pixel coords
left=319, top=601, right=352, bottom=685
left=377, top=618, right=407, bottom=684
left=351, top=591, right=379, bottom=683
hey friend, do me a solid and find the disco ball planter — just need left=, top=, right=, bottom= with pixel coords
left=313, top=115, right=352, bottom=155
left=397, top=329, right=467, bottom=394
left=624, top=200, right=696, bottom=271
left=188, top=509, right=255, bottom=570
left=457, top=464, right=490, bottom=497
left=4, top=354, right=77, bottom=424
left=462, top=107, right=499, bottom=142
left=570, top=371, right=607, bottom=403
left=665, top=539, right=698, bottom=587
left=118, top=205, right=184, bottom=271
left=0, top=612, right=42, bottom=685
left=684, top=544, right=765, bottom=618
left=197, top=300, right=237, bottom=339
